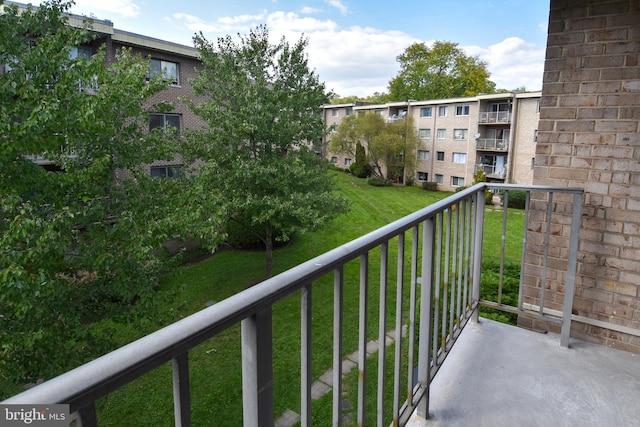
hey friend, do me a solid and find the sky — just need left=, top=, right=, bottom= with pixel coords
left=31, top=0, right=550, bottom=98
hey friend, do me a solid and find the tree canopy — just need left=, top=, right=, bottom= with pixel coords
left=0, top=0, right=221, bottom=383
left=330, top=113, right=419, bottom=182
left=186, top=25, right=349, bottom=277
left=388, top=41, right=496, bottom=101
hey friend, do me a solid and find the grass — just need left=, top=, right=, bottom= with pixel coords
left=3, top=172, right=527, bottom=425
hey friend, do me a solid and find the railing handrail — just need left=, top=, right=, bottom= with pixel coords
left=3, top=183, right=584, bottom=422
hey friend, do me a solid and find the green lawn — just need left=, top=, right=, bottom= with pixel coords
left=3, top=172, right=526, bottom=425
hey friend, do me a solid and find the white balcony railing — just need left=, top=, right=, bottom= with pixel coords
left=476, top=138, right=508, bottom=151
left=2, top=183, right=583, bottom=426
left=478, top=111, right=511, bottom=124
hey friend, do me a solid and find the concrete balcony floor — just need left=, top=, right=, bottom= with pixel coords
left=409, top=318, right=640, bottom=427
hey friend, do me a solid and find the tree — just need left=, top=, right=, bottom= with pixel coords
left=330, top=113, right=419, bottom=182
left=186, top=25, right=349, bottom=277
left=0, top=0, right=220, bottom=384
left=388, top=41, right=496, bottom=101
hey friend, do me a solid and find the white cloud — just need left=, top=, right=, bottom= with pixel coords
left=73, top=0, right=140, bottom=18
left=325, top=0, right=348, bottom=16
left=300, top=7, right=322, bottom=15
left=465, top=37, right=545, bottom=91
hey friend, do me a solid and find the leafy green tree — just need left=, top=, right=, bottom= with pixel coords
left=388, top=41, right=496, bottom=101
left=0, top=0, right=220, bottom=384
left=330, top=113, right=418, bottom=181
left=186, top=25, right=349, bottom=277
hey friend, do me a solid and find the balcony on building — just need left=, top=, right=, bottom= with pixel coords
left=4, top=184, right=640, bottom=427
left=478, top=99, right=512, bottom=125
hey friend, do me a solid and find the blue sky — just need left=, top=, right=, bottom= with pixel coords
left=32, top=0, right=550, bottom=97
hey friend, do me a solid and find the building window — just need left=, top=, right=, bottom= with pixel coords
left=69, top=46, right=92, bottom=60
left=150, top=113, right=181, bottom=132
left=438, top=106, right=447, bottom=117
left=531, top=158, right=535, bottom=169
left=344, top=158, right=352, bottom=166
left=455, top=105, right=470, bottom=116
left=435, top=174, right=443, bottom=185
left=453, top=129, right=468, bottom=140
left=419, top=128, right=431, bottom=139
left=534, top=129, right=538, bottom=142
left=148, top=59, right=178, bottom=85
left=536, top=100, right=541, bottom=113
left=151, top=165, right=181, bottom=178
left=346, top=107, right=353, bottom=116
left=451, top=176, right=465, bottom=187
left=418, top=150, right=429, bottom=160
left=418, top=172, right=428, bottom=181
left=376, top=110, right=384, bottom=116
left=329, top=124, right=338, bottom=133
left=332, top=109, right=339, bottom=117
left=437, top=129, right=446, bottom=139
left=331, top=156, right=338, bottom=164
left=452, top=152, right=467, bottom=164
left=420, top=107, right=432, bottom=117
left=436, top=151, right=445, bottom=161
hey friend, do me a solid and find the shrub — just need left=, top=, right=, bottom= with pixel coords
left=405, top=177, right=415, bottom=186
left=421, top=181, right=438, bottom=191
left=367, top=177, right=392, bottom=187
left=454, top=185, right=468, bottom=192
left=505, top=190, right=527, bottom=209
left=349, top=162, right=372, bottom=178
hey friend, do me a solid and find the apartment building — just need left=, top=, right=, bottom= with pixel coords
left=6, top=1, right=205, bottom=177
left=323, top=92, right=541, bottom=191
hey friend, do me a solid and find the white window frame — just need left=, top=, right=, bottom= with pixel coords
left=435, top=174, right=443, bottom=185
left=438, top=106, right=447, bottom=117
left=451, top=176, right=465, bottom=187
left=419, top=128, right=431, bottom=139
left=420, top=107, right=432, bottom=117
left=148, top=59, right=179, bottom=85
left=150, top=113, right=182, bottom=132
left=453, top=129, right=468, bottom=140
left=437, top=129, right=446, bottom=139
left=344, top=158, right=352, bottom=166
left=436, top=151, right=445, bottom=162
left=331, top=109, right=339, bottom=117
left=452, top=152, right=467, bottom=164
left=455, top=105, right=470, bottom=116
left=417, top=150, right=429, bottom=160
left=417, top=172, right=428, bottom=181
left=150, top=165, right=181, bottom=178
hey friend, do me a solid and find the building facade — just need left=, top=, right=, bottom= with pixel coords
left=524, top=0, right=640, bottom=353
left=322, top=92, right=541, bottom=191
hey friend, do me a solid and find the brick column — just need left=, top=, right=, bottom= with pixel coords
left=523, top=0, right=640, bottom=352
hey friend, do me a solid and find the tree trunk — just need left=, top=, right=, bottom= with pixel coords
left=265, top=222, right=273, bottom=278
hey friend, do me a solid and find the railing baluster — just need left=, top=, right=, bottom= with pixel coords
left=561, top=192, right=583, bottom=347
left=333, top=267, right=344, bottom=426
left=392, top=234, right=405, bottom=425
left=539, top=192, right=554, bottom=315
left=172, top=352, right=191, bottom=427
left=377, top=242, right=389, bottom=427
left=416, top=217, right=435, bottom=419
left=443, top=208, right=451, bottom=348
left=407, top=226, right=419, bottom=407
left=498, top=191, right=509, bottom=306
left=433, top=213, right=442, bottom=364
left=471, top=188, right=486, bottom=323
left=518, top=191, right=531, bottom=310
left=76, top=403, right=97, bottom=427
left=241, top=308, right=273, bottom=427
left=357, top=253, right=369, bottom=426
left=301, top=283, right=312, bottom=427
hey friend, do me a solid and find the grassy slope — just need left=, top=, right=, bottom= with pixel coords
left=3, top=172, right=524, bottom=425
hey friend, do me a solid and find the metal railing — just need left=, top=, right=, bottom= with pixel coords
left=3, top=183, right=583, bottom=426
left=476, top=138, right=508, bottom=151
left=476, top=163, right=507, bottom=178
left=478, top=111, right=511, bottom=124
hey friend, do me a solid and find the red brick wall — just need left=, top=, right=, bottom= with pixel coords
left=523, top=0, right=640, bottom=352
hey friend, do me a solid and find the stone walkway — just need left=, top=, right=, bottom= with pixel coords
left=275, top=327, right=405, bottom=427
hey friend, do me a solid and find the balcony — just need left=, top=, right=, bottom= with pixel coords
left=476, top=163, right=506, bottom=179
left=478, top=111, right=511, bottom=124
left=475, top=138, right=508, bottom=151
left=4, top=184, right=640, bottom=426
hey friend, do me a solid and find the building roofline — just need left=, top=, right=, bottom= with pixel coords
left=5, top=1, right=198, bottom=58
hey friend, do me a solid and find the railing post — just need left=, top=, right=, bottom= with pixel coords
left=172, top=353, right=191, bottom=427
left=471, top=187, right=485, bottom=323
left=241, top=308, right=273, bottom=427
left=561, top=192, right=582, bottom=348
left=416, top=217, right=434, bottom=419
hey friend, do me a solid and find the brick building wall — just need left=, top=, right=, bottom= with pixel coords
left=523, top=0, right=640, bottom=352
